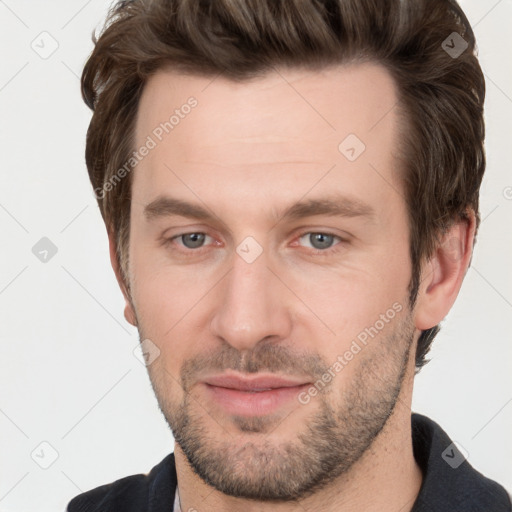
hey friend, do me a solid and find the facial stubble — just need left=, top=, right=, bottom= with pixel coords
left=138, top=307, right=415, bottom=503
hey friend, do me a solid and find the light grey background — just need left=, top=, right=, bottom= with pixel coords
left=0, top=1, right=511, bottom=511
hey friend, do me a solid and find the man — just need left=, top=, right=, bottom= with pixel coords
left=67, top=0, right=511, bottom=510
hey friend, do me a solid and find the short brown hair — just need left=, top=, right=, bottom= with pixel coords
left=81, top=0, right=485, bottom=371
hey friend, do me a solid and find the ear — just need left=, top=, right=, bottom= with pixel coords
left=108, top=229, right=138, bottom=327
left=414, top=211, right=476, bottom=331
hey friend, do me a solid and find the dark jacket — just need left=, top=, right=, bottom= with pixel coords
left=67, top=413, right=512, bottom=511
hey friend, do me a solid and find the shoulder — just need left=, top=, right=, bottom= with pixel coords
left=411, top=413, right=512, bottom=511
left=66, top=453, right=177, bottom=512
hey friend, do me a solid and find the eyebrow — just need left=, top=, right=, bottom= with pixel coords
left=143, top=194, right=375, bottom=224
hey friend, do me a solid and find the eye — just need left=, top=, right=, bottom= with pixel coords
left=172, top=232, right=213, bottom=250
left=164, top=231, right=346, bottom=256
left=297, top=232, right=344, bottom=253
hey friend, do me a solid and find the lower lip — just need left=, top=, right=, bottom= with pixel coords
left=203, top=383, right=310, bottom=416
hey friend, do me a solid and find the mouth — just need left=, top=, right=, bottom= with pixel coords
left=201, top=372, right=311, bottom=417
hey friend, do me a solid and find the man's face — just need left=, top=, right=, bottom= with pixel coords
left=126, top=63, right=418, bottom=500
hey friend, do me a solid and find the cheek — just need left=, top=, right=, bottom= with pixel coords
left=130, top=240, right=203, bottom=322
left=130, top=250, right=215, bottom=369
left=285, top=259, right=409, bottom=341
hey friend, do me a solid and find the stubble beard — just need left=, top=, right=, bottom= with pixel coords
left=143, top=313, right=415, bottom=502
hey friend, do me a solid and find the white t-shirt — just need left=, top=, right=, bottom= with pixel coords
left=173, top=484, right=181, bottom=511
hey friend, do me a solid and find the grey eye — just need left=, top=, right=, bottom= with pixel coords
left=180, top=233, right=206, bottom=249
left=299, top=233, right=338, bottom=250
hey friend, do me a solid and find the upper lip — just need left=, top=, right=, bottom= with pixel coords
left=203, top=373, right=310, bottom=391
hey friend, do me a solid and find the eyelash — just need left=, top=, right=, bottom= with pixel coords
left=163, top=231, right=347, bottom=257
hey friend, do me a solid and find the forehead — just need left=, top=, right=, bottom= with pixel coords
left=132, top=62, right=403, bottom=217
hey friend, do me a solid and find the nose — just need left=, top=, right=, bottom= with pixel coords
left=209, top=247, right=292, bottom=352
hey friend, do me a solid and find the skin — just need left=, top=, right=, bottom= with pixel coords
left=109, top=62, right=475, bottom=511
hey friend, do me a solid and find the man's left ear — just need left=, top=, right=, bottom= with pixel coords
left=414, top=210, right=476, bottom=331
